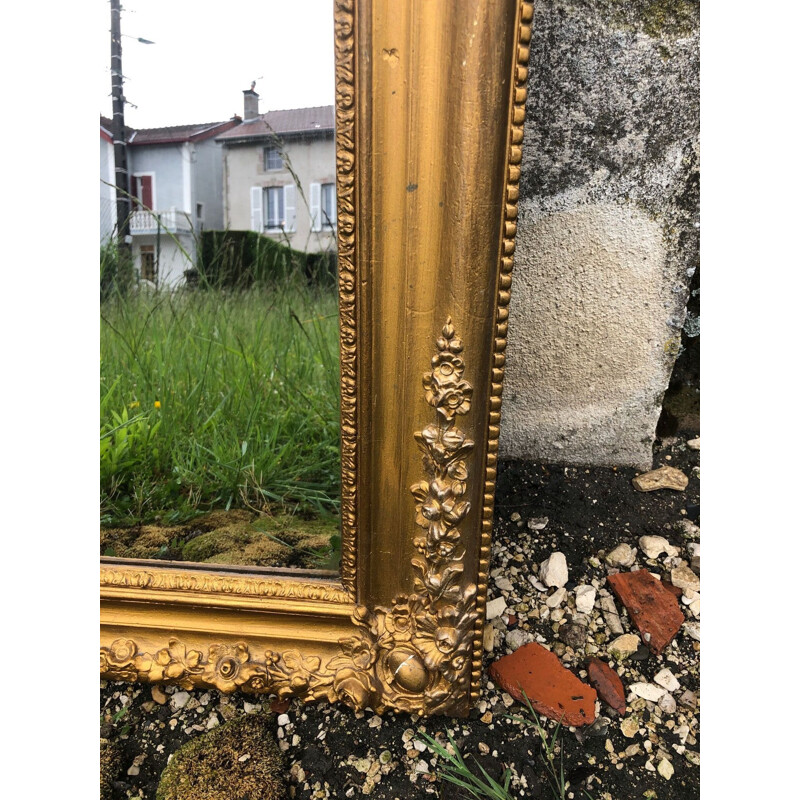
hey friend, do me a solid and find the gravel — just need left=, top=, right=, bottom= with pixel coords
left=100, top=435, right=700, bottom=800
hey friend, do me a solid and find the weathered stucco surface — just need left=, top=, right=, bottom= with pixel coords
left=502, top=0, right=699, bottom=469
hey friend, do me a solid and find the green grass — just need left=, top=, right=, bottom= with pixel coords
left=419, top=693, right=596, bottom=800
left=100, top=279, right=341, bottom=525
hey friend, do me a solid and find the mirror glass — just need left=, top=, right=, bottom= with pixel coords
left=99, top=0, right=341, bottom=572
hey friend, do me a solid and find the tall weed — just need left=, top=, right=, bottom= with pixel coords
left=100, top=279, right=340, bottom=523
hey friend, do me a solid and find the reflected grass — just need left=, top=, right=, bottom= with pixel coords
left=100, top=280, right=340, bottom=526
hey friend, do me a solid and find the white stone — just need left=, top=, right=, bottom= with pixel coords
left=658, top=693, right=677, bottom=714
left=528, top=517, right=549, bottom=531
left=629, top=683, right=666, bottom=702
left=546, top=587, right=568, bottom=608
left=681, top=588, right=699, bottom=603
left=486, top=596, right=507, bottom=620
left=654, top=669, right=680, bottom=693
left=688, top=542, right=700, bottom=572
left=495, top=576, right=514, bottom=593
left=539, top=552, right=569, bottom=588
left=657, top=758, right=674, bottom=780
left=483, top=623, right=496, bottom=652
left=599, top=595, right=625, bottom=634
left=415, top=760, right=429, bottom=774
left=277, top=714, right=290, bottom=727
left=671, top=564, right=700, bottom=592
left=505, top=629, right=533, bottom=652
left=171, top=691, right=190, bottom=710
left=689, top=597, right=700, bottom=616
left=683, top=622, right=700, bottom=641
left=687, top=437, right=700, bottom=450
left=606, top=543, right=637, bottom=568
left=608, top=634, right=640, bottom=661
left=675, top=519, right=700, bottom=539
left=639, top=535, right=678, bottom=559
left=575, top=585, right=597, bottom=614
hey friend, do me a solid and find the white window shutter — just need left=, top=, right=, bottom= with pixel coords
left=250, top=187, right=263, bottom=232
left=284, top=184, right=296, bottom=232
left=310, top=182, right=321, bottom=232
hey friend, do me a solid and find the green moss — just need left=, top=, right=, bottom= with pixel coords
left=101, top=508, right=339, bottom=567
left=639, top=0, right=698, bottom=38
left=100, top=525, right=171, bottom=559
left=100, top=738, right=122, bottom=800
left=180, top=522, right=268, bottom=562
left=156, top=714, right=285, bottom=800
left=597, top=0, right=699, bottom=38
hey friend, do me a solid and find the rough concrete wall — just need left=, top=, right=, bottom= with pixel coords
left=501, top=0, right=700, bottom=470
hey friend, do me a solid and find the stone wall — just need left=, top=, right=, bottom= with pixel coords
left=501, top=0, right=699, bottom=470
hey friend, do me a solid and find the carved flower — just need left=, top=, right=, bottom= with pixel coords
left=202, top=643, right=251, bottom=692
left=153, top=639, right=202, bottom=682
left=101, top=639, right=144, bottom=681
left=384, top=594, right=415, bottom=640
left=240, top=670, right=271, bottom=693
left=339, top=635, right=377, bottom=671
left=333, top=667, right=375, bottom=709
left=106, top=638, right=138, bottom=667
left=423, top=376, right=472, bottom=419
left=274, top=650, right=323, bottom=698
left=447, top=460, right=469, bottom=496
left=414, top=601, right=476, bottom=682
left=440, top=383, right=472, bottom=417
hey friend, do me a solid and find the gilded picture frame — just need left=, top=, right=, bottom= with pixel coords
left=100, top=0, right=534, bottom=717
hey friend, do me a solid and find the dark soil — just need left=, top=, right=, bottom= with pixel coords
left=100, top=437, right=700, bottom=800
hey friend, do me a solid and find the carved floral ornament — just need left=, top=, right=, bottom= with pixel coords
left=101, top=320, right=477, bottom=714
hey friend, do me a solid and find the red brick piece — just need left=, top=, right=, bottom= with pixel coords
left=607, top=571, right=685, bottom=655
left=660, top=576, right=683, bottom=598
left=270, top=697, right=291, bottom=714
left=587, top=658, right=626, bottom=715
left=489, top=642, right=597, bottom=726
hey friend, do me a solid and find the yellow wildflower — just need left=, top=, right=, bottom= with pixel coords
left=154, top=400, right=161, bottom=409
left=128, top=401, right=140, bottom=409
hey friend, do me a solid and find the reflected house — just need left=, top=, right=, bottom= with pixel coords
left=121, top=117, right=241, bottom=286
left=216, top=87, right=336, bottom=254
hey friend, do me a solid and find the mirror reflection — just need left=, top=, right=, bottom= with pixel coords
left=100, top=1, right=341, bottom=571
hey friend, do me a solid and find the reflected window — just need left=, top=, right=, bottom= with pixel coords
left=265, top=186, right=284, bottom=229
left=321, top=182, right=336, bottom=229
left=264, top=145, right=283, bottom=171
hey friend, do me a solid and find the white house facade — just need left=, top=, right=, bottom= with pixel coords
left=216, top=90, right=337, bottom=256
left=123, top=118, right=240, bottom=286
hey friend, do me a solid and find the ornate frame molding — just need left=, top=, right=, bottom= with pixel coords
left=101, top=0, right=533, bottom=717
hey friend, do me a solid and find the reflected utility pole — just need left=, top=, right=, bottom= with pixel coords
left=110, top=0, right=132, bottom=273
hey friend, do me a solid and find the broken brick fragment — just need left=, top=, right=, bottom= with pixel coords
left=586, top=658, right=626, bottom=715
left=270, top=697, right=291, bottom=714
left=488, top=642, right=596, bottom=726
left=607, top=571, right=684, bottom=655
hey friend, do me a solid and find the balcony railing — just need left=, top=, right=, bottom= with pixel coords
left=130, top=207, right=192, bottom=234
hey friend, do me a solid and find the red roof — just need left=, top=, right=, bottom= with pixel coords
left=216, top=105, right=334, bottom=143
left=100, top=116, right=113, bottom=142
left=128, top=118, right=241, bottom=146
